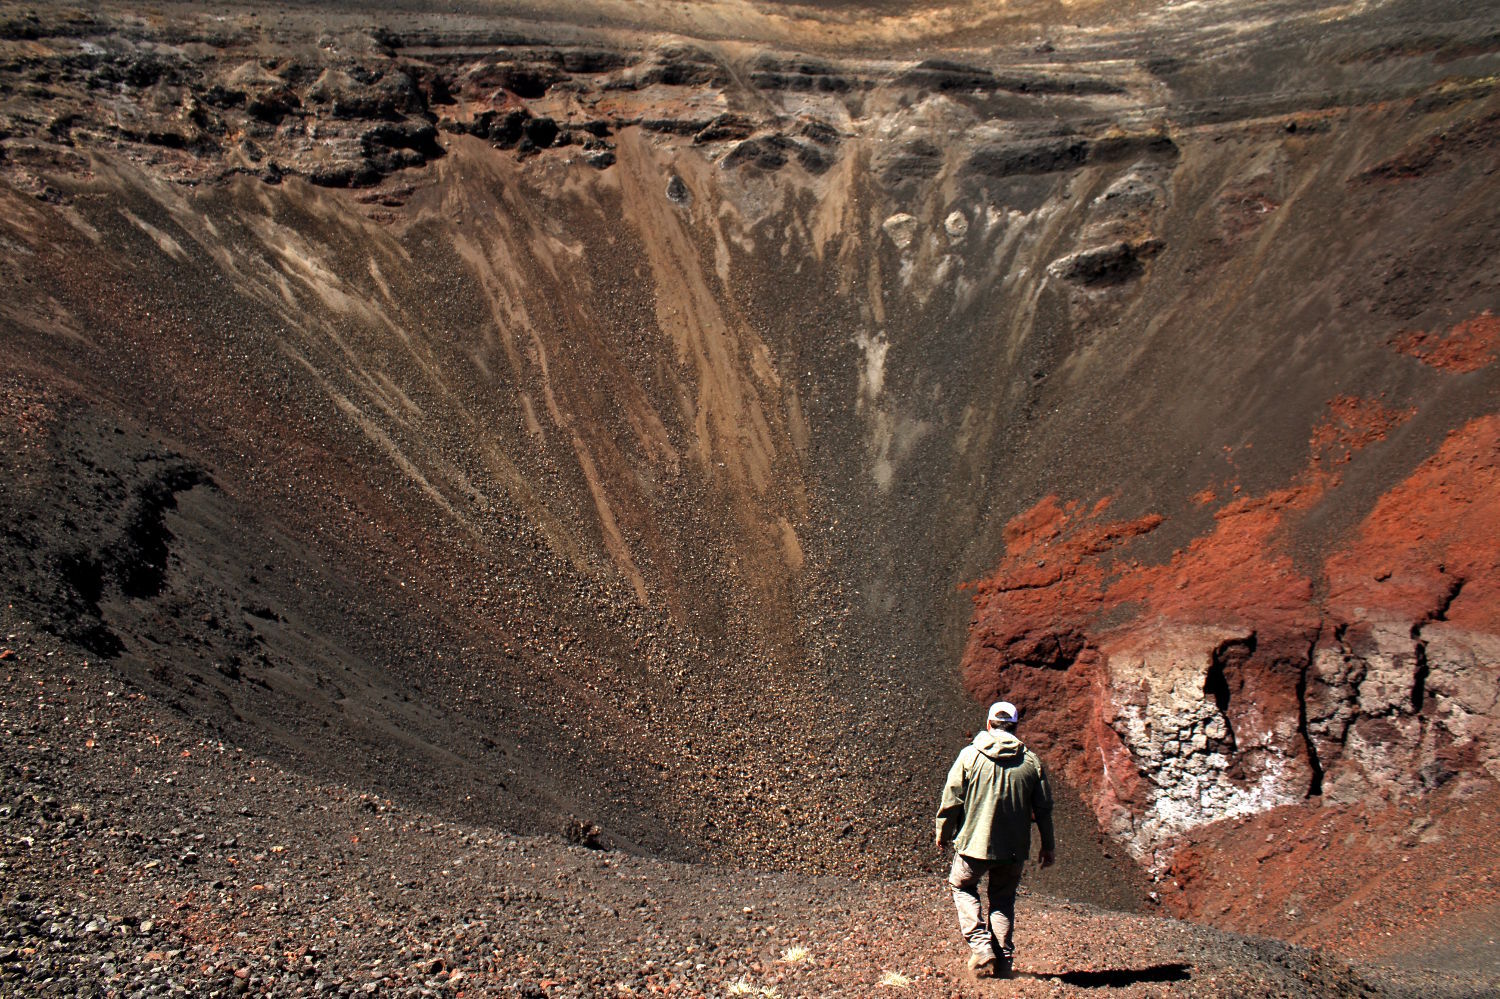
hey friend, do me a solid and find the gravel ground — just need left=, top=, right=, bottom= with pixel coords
left=5, top=612, right=1496, bottom=998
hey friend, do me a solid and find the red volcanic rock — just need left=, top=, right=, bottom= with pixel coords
left=1308, top=394, right=1416, bottom=466
left=963, top=407, right=1500, bottom=957
left=963, top=482, right=1330, bottom=856
left=964, top=465, right=1329, bottom=852
left=961, top=401, right=1499, bottom=872
left=1326, top=416, right=1500, bottom=626
left=1390, top=311, right=1500, bottom=373
left=1311, top=415, right=1500, bottom=799
left=961, top=496, right=1161, bottom=810
left=1159, top=781, right=1500, bottom=964
left=1114, top=486, right=1320, bottom=628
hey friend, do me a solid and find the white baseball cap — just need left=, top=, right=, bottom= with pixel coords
left=987, top=701, right=1019, bottom=726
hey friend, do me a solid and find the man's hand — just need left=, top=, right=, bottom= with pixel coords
left=1039, top=848, right=1056, bottom=869
left=935, top=836, right=947, bottom=859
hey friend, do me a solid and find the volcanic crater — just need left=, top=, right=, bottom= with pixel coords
left=1, top=0, right=1498, bottom=995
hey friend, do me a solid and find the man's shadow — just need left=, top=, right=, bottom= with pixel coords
left=1015, top=963, right=1193, bottom=987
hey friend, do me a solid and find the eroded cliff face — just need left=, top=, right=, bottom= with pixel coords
left=2, top=0, right=1499, bottom=959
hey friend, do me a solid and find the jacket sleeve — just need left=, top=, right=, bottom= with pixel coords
left=935, top=750, right=968, bottom=845
left=1031, top=753, right=1056, bottom=853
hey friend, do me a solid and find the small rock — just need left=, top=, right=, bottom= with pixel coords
left=943, top=210, right=969, bottom=239
left=881, top=213, right=919, bottom=249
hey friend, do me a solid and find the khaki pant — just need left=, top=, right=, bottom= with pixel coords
left=948, top=853, right=1024, bottom=962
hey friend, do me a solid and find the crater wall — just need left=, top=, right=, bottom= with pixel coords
left=1, top=0, right=1498, bottom=958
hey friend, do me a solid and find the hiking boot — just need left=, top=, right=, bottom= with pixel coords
left=967, top=952, right=998, bottom=978
left=994, top=953, right=1015, bottom=980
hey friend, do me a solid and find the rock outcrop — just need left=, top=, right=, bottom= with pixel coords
left=964, top=397, right=1500, bottom=832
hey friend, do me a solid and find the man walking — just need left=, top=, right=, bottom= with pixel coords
left=935, top=700, right=1056, bottom=979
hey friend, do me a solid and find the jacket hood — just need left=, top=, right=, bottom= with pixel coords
left=972, top=728, right=1026, bottom=763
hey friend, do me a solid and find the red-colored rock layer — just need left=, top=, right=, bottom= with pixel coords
left=1391, top=311, right=1500, bottom=373
left=1156, top=412, right=1500, bottom=955
left=1159, top=781, right=1500, bottom=961
left=1327, top=415, right=1500, bottom=629
left=962, top=400, right=1500, bottom=947
left=959, top=495, right=1164, bottom=816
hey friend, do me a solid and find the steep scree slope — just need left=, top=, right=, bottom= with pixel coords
left=2, top=0, right=1499, bottom=970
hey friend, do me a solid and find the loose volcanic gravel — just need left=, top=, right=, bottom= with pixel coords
left=4, top=614, right=1497, bottom=998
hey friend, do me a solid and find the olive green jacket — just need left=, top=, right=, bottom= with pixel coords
left=936, top=729, right=1055, bottom=862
